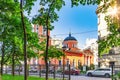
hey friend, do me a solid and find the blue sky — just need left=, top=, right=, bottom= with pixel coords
left=51, top=2, right=98, bottom=48
left=31, top=1, right=98, bottom=48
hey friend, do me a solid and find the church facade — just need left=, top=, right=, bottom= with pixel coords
left=62, top=33, right=94, bottom=68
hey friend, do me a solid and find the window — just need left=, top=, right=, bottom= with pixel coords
left=103, top=69, right=110, bottom=71
left=36, top=24, right=39, bottom=33
left=78, top=60, right=80, bottom=66
left=59, top=60, right=61, bottom=66
left=73, top=59, right=75, bottom=67
left=95, top=69, right=103, bottom=71
left=66, top=44, right=68, bottom=48
left=67, top=59, right=69, bottom=66
left=109, top=49, right=115, bottom=54
left=43, top=27, right=46, bottom=35
left=72, top=44, right=74, bottom=48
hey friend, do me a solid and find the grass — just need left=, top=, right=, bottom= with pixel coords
left=0, top=74, right=59, bottom=80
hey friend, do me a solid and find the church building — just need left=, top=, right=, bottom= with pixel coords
left=62, top=33, right=94, bottom=68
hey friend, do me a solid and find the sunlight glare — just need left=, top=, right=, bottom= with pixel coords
left=108, top=6, right=117, bottom=17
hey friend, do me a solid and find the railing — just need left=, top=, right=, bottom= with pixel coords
left=2, top=64, right=71, bottom=80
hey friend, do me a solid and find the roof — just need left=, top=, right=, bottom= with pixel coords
left=64, top=33, right=77, bottom=41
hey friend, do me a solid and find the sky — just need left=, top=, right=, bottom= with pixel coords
left=31, top=1, right=98, bottom=49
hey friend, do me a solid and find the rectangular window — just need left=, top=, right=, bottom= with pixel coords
left=43, top=27, right=46, bottom=35
left=59, top=60, right=61, bottom=66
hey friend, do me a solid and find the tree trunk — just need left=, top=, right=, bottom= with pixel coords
left=12, top=45, right=15, bottom=76
left=45, top=1, right=55, bottom=80
left=0, top=42, right=5, bottom=75
left=45, top=31, right=49, bottom=80
left=20, top=0, right=27, bottom=80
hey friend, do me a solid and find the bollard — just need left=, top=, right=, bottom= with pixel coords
left=53, top=66, right=55, bottom=79
left=69, top=64, right=71, bottom=80
left=39, top=65, right=41, bottom=77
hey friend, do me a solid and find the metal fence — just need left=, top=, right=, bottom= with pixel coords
left=2, top=64, right=71, bottom=80
left=114, top=65, right=120, bottom=74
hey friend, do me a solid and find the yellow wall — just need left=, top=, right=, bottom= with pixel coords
left=66, top=55, right=84, bottom=68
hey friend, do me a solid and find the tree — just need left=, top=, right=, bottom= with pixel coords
left=32, top=0, right=65, bottom=79
left=98, top=0, right=120, bottom=56
left=0, top=1, right=38, bottom=80
left=98, top=16, right=120, bottom=55
left=40, top=46, right=64, bottom=60
left=0, top=1, right=19, bottom=75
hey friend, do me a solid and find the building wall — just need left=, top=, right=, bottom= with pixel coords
left=64, top=51, right=94, bottom=67
left=63, top=40, right=78, bottom=48
left=51, top=38, right=63, bottom=48
left=97, top=0, right=120, bottom=68
left=66, top=56, right=83, bottom=68
left=84, top=38, right=98, bottom=65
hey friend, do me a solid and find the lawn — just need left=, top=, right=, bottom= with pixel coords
left=0, top=74, right=57, bottom=80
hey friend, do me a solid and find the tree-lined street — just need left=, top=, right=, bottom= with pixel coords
left=0, top=0, right=120, bottom=80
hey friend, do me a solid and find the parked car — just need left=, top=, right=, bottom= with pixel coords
left=86, top=68, right=113, bottom=78
left=29, top=67, right=38, bottom=73
left=41, top=69, right=54, bottom=73
left=63, top=68, right=80, bottom=75
left=7, top=67, right=12, bottom=72
left=15, top=67, right=22, bottom=72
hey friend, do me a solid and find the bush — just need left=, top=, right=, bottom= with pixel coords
left=112, top=72, right=120, bottom=80
left=89, top=64, right=95, bottom=70
left=78, top=63, right=82, bottom=70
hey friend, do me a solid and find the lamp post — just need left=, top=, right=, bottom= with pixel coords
left=108, top=56, right=117, bottom=80
left=109, top=61, right=115, bottom=80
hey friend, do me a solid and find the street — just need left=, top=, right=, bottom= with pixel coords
left=4, top=71, right=111, bottom=80
left=71, top=75, right=111, bottom=80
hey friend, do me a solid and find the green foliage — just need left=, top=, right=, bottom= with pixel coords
left=112, top=72, right=120, bottom=80
left=71, top=0, right=101, bottom=7
left=78, top=63, right=82, bottom=70
left=89, top=64, right=95, bottom=70
left=96, top=0, right=115, bottom=14
left=32, top=0, right=65, bottom=30
left=98, top=16, right=120, bottom=56
left=0, top=0, right=42, bottom=66
left=40, top=46, right=64, bottom=60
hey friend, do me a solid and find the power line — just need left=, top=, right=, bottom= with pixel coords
left=52, top=28, right=107, bottom=36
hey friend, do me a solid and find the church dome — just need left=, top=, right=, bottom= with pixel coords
left=64, top=33, right=77, bottom=41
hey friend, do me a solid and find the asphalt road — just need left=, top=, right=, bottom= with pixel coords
left=71, top=75, right=111, bottom=80
left=4, top=71, right=111, bottom=80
